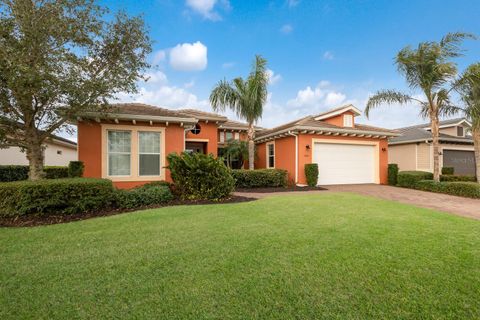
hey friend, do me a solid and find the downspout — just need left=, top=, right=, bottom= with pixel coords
left=287, top=130, right=298, bottom=185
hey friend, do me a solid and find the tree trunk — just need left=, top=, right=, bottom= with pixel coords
left=430, top=113, right=441, bottom=182
left=473, top=128, right=480, bottom=183
left=25, top=141, right=46, bottom=180
left=247, top=123, right=255, bottom=170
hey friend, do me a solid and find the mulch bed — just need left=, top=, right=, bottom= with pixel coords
left=0, top=195, right=256, bottom=228
left=235, top=186, right=327, bottom=193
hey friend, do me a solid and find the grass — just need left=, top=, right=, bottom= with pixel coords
left=1, top=193, right=480, bottom=319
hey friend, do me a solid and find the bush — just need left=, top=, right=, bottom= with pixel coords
left=442, top=167, right=455, bottom=175
left=68, top=161, right=84, bottom=178
left=44, top=166, right=69, bottom=179
left=0, top=165, right=29, bottom=182
left=167, top=152, right=235, bottom=200
left=440, top=175, right=477, bottom=182
left=115, top=184, right=173, bottom=209
left=304, top=164, right=319, bottom=187
left=415, top=180, right=480, bottom=199
left=232, top=169, right=288, bottom=188
left=388, top=164, right=399, bottom=186
left=397, top=171, right=433, bottom=188
left=0, top=178, right=115, bottom=217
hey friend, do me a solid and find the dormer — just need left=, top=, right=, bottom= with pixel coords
left=313, top=104, right=362, bottom=128
left=424, top=118, right=471, bottom=138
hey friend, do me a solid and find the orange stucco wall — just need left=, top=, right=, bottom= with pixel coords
left=78, top=120, right=186, bottom=188
left=185, top=121, right=218, bottom=156
left=256, top=134, right=389, bottom=185
left=322, top=111, right=355, bottom=127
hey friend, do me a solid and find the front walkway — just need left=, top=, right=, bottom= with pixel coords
left=235, top=184, right=480, bottom=220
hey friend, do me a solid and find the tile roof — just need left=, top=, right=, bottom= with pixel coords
left=396, top=117, right=470, bottom=130
left=177, top=109, right=228, bottom=122
left=110, top=103, right=189, bottom=118
left=390, top=126, right=473, bottom=145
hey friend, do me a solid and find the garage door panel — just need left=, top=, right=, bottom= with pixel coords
left=313, top=143, right=376, bottom=185
left=443, top=150, right=476, bottom=175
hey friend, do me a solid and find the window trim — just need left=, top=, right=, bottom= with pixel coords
left=107, top=130, right=132, bottom=177
left=344, top=114, right=353, bottom=127
left=101, top=124, right=166, bottom=182
left=138, top=131, right=161, bottom=177
left=266, top=141, right=275, bottom=169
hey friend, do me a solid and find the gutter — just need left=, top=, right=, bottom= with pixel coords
left=78, top=112, right=197, bottom=125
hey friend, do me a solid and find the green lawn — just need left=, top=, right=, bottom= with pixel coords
left=1, top=193, right=479, bottom=319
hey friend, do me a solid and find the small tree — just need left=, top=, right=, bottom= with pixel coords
left=210, top=55, right=268, bottom=170
left=365, top=33, right=474, bottom=182
left=457, top=63, right=480, bottom=182
left=223, top=139, right=249, bottom=169
left=0, top=0, right=151, bottom=180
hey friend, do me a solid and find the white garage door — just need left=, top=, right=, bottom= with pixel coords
left=313, top=143, right=376, bottom=185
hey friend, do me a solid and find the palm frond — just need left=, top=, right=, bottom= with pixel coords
left=365, top=90, right=417, bottom=118
left=440, top=32, right=476, bottom=58
left=209, top=79, right=239, bottom=113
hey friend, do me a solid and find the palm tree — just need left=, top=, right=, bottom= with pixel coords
left=210, top=55, right=268, bottom=170
left=222, top=139, right=249, bottom=169
left=457, top=63, right=480, bottom=182
left=365, top=32, right=474, bottom=182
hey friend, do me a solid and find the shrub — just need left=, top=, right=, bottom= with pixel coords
left=232, top=169, right=288, bottom=188
left=441, top=167, right=455, bottom=175
left=440, top=175, right=477, bottom=182
left=115, top=184, right=173, bottom=209
left=397, top=171, right=433, bottom=188
left=0, top=165, right=29, bottom=182
left=167, top=152, right=235, bottom=200
left=304, top=164, right=319, bottom=187
left=0, top=178, right=115, bottom=217
left=68, top=161, right=84, bottom=177
left=388, top=164, right=399, bottom=186
left=44, top=166, right=69, bottom=179
left=415, top=180, right=480, bottom=199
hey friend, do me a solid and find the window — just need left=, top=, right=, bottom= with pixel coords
left=56, top=150, right=62, bottom=155
left=457, top=126, right=464, bottom=137
left=139, top=131, right=161, bottom=176
left=344, top=114, right=353, bottom=127
left=267, top=143, right=275, bottom=168
left=226, top=132, right=233, bottom=141
left=219, top=132, right=225, bottom=143
left=234, top=132, right=240, bottom=140
left=190, top=124, right=201, bottom=135
left=108, top=131, right=131, bottom=176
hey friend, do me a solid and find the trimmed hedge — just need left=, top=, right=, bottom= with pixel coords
left=388, top=164, right=399, bottom=186
left=167, top=152, right=235, bottom=200
left=115, top=183, right=173, bottom=209
left=68, top=161, right=84, bottom=178
left=397, top=171, right=433, bottom=188
left=232, top=169, right=288, bottom=188
left=442, top=167, right=455, bottom=175
left=0, top=165, right=69, bottom=181
left=440, top=175, right=477, bottom=182
left=44, top=166, right=69, bottom=179
left=0, top=178, right=114, bottom=217
left=304, top=164, right=319, bottom=187
left=415, top=180, right=480, bottom=199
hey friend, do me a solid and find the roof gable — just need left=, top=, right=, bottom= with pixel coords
left=313, top=104, right=362, bottom=121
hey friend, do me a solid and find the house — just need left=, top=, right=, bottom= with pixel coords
left=76, top=103, right=250, bottom=188
left=255, top=105, right=399, bottom=185
left=0, top=135, right=77, bottom=166
left=389, top=118, right=476, bottom=175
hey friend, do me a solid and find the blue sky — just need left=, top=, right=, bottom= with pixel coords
left=106, top=0, right=480, bottom=129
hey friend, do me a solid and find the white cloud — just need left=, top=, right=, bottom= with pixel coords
left=152, top=50, right=166, bottom=64
left=222, top=62, right=235, bottom=69
left=185, top=0, right=230, bottom=21
left=325, top=92, right=346, bottom=106
left=184, top=80, right=195, bottom=88
left=323, top=51, right=334, bottom=60
left=169, top=41, right=208, bottom=71
left=266, top=69, right=282, bottom=85
left=145, top=70, right=167, bottom=84
left=280, top=24, right=293, bottom=34
left=287, top=81, right=346, bottom=110
left=287, top=0, right=300, bottom=7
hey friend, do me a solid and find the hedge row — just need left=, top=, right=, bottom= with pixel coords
left=0, top=161, right=84, bottom=182
left=388, top=164, right=399, bottom=186
left=440, top=175, right=477, bottom=182
left=0, top=178, right=173, bottom=217
left=397, top=171, right=433, bottom=188
left=415, top=180, right=480, bottom=199
left=304, top=164, right=319, bottom=187
left=232, top=169, right=288, bottom=188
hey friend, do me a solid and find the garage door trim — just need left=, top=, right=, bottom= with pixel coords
left=312, top=138, right=380, bottom=184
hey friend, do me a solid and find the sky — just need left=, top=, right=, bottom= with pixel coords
left=103, top=0, right=480, bottom=130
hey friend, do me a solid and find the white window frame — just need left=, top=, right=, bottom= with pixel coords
left=219, top=132, right=225, bottom=143
left=107, top=130, right=132, bottom=177
left=234, top=132, right=240, bottom=140
left=344, top=114, right=353, bottom=127
left=138, top=131, right=161, bottom=177
left=266, top=142, right=275, bottom=169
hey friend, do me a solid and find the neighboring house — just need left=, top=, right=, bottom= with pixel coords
left=76, top=103, right=250, bottom=188
left=389, top=118, right=475, bottom=175
left=0, top=135, right=77, bottom=166
left=255, top=105, right=399, bottom=185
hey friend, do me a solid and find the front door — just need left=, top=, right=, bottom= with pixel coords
left=185, top=141, right=207, bottom=154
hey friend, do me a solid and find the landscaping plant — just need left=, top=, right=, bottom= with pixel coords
left=68, top=161, right=85, bottom=178
left=441, top=167, right=455, bottom=175
left=167, top=152, right=235, bottom=200
left=415, top=180, right=480, bottom=198
left=388, top=164, right=399, bottom=185
left=365, top=32, right=475, bottom=182
left=397, top=171, right=433, bottom=188
left=304, top=164, right=319, bottom=187
left=115, top=184, right=173, bottom=209
left=232, top=169, right=288, bottom=188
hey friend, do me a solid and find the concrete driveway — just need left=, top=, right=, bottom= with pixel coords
left=235, top=184, right=480, bottom=220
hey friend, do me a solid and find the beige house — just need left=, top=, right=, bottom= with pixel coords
left=389, top=118, right=475, bottom=175
left=0, top=136, right=77, bottom=166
